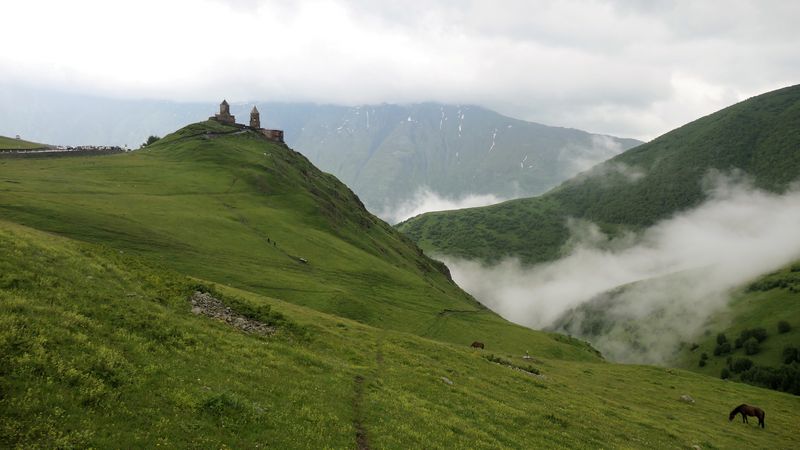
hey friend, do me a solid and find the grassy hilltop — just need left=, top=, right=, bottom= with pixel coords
left=0, top=135, right=47, bottom=150
left=0, top=88, right=641, bottom=213
left=398, top=84, right=800, bottom=264
left=2, top=220, right=800, bottom=448
left=0, top=120, right=595, bottom=359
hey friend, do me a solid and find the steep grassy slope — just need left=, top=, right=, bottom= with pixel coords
left=675, top=263, right=800, bottom=393
left=0, top=135, right=46, bottom=150
left=399, top=84, right=800, bottom=264
left=2, top=220, right=799, bottom=448
left=0, top=120, right=596, bottom=360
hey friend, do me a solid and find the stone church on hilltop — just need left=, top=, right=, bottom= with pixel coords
left=211, top=100, right=284, bottom=143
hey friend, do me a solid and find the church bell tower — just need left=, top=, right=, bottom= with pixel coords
left=250, top=106, right=261, bottom=129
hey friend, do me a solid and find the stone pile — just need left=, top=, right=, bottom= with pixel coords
left=190, top=291, right=275, bottom=336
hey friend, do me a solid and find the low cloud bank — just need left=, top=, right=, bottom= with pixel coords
left=575, top=161, right=646, bottom=184
left=443, top=175, right=800, bottom=364
left=379, top=187, right=507, bottom=224
left=563, top=135, right=629, bottom=175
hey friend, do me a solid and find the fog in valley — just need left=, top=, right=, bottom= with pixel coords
left=444, top=173, right=800, bottom=364
left=381, top=188, right=508, bottom=224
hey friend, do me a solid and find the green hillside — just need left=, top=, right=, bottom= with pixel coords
left=549, top=263, right=800, bottom=394
left=287, top=103, right=641, bottom=217
left=398, top=84, right=800, bottom=264
left=0, top=120, right=596, bottom=360
left=674, top=263, right=800, bottom=394
left=2, top=219, right=799, bottom=448
left=0, top=135, right=47, bottom=150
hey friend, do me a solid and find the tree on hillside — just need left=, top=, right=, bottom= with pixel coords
left=730, top=358, right=754, bottom=373
left=783, top=347, right=799, bottom=364
left=744, top=338, right=760, bottom=356
left=737, top=328, right=768, bottom=347
left=751, top=328, right=768, bottom=343
left=778, top=321, right=791, bottom=334
left=140, top=135, right=161, bottom=148
left=714, top=341, right=731, bottom=356
left=716, top=333, right=728, bottom=345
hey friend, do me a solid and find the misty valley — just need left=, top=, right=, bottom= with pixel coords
left=400, top=85, right=800, bottom=396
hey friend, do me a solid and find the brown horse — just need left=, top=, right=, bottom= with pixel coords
left=729, top=404, right=765, bottom=428
left=470, top=341, right=485, bottom=349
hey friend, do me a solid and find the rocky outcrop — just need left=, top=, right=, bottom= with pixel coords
left=190, top=291, right=275, bottom=336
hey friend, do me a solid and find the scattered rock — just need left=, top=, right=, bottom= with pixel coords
left=691, top=445, right=701, bottom=450
left=679, top=394, right=695, bottom=404
left=441, top=376, right=454, bottom=386
left=189, top=291, right=275, bottom=336
left=522, top=351, right=543, bottom=363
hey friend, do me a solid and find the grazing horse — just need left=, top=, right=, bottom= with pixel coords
left=729, top=404, right=765, bottom=428
left=470, top=341, right=485, bottom=349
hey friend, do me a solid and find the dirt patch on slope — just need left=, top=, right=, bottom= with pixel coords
left=189, top=291, right=275, bottom=336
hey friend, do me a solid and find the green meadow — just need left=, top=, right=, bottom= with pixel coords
left=2, top=220, right=799, bottom=449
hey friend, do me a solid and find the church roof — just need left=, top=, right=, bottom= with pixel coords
left=251, top=106, right=259, bottom=113
left=221, top=99, right=229, bottom=106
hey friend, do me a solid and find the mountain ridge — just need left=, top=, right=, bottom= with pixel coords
left=398, top=84, right=800, bottom=264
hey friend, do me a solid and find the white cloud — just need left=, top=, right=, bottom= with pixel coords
left=563, top=135, right=629, bottom=175
left=0, top=0, right=797, bottom=139
left=380, top=187, right=506, bottom=224
left=570, top=160, right=646, bottom=185
left=443, top=174, right=800, bottom=364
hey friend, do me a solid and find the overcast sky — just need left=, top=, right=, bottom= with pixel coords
left=1, top=0, right=797, bottom=140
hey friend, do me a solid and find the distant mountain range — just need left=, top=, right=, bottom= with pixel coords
left=0, top=85, right=641, bottom=218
